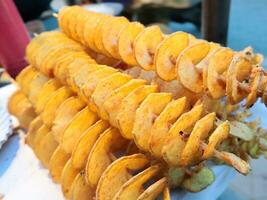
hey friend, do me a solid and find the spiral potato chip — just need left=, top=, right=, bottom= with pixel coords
left=70, top=172, right=95, bottom=200
left=101, top=16, right=129, bottom=59
left=96, top=154, right=149, bottom=200
left=134, top=25, right=164, bottom=70
left=41, top=86, right=73, bottom=127
left=52, top=96, right=86, bottom=142
left=113, top=165, right=161, bottom=200
left=71, top=120, right=109, bottom=170
left=118, top=22, right=144, bottom=65
left=155, top=32, right=194, bottom=81
left=49, top=146, right=70, bottom=183
left=61, top=106, right=99, bottom=154
left=133, top=93, right=172, bottom=151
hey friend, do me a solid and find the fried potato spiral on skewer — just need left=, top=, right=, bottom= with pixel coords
left=56, top=6, right=266, bottom=107
left=23, top=31, right=249, bottom=173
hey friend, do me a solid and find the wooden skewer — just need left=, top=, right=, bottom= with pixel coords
left=53, top=13, right=58, bottom=18
left=33, top=33, right=39, bottom=37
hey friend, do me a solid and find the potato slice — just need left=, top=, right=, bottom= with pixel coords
left=202, top=121, right=229, bottom=159
left=246, top=69, right=261, bottom=107
left=182, top=167, right=215, bottom=192
left=207, top=48, right=234, bottom=98
left=53, top=51, right=75, bottom=83
left=93, top=15, right=113, bottom=56
left=162, top=104, right=203, bottom=166
left=61, top=159, right=80, bottom=198
left=118, top=22, right=145, bottom=65
left=163, top=187, right=171, bottom=200
left=16, top=65, right=34, bottom=87
left=19, top=67, right=37, bottom=95
left=28, top=72, right=49, bottom=105
left=113, top=165, right=160, bottom=200
left=30, top=33, right=66, bottom=67
left=41, top=86, right=73, bottom=127
left=67, top=7, right=83, bottom=40
left=33, top=124, right=50, bottom=159
left=155, top=32, right=194, bottom=81
left=35, top=79, right=62, bottom=114
left=25, top=35, right=43, bottom=64
left=38, top=131, right=59, bottom=168
left=8, top=90, right=27, bottom=116
left=65, top=6, right=81, bottom=37
left=26, top=116, right=43, bottom=148
left=214, top=151, right=251, bottom=174
left=69, top=63, right=101, bottom=91
left=96, top=154, right=149, bottom=200
left=84, top=12, right=106, bottom=52
left=137, top=177, right=167, bottom=200
left=133, top=93, right=173, bottom=151
left=180, top=113, right=216, bottom=166
left=85, top=128, right=128, bottom=187
left=149, top=97, right=187, bottom=158
left=196, top=42, right=221, bottom=89
left=61, top=7, right=73, bottom=36
left=52, top=96, right=86, bottom=142
left=71, top=120, right=109, bottom=170
left=49, top=146, right=71, bottom=183
left=226, top=56, right=252, bottom=104
left=102, top=16, right=129, bottom=59
left=17, top=105, right=36, bottom=129
left=70, top=172, right=95, bottom=200
left=66, top=57, right=97, bottom=91
left=176, top=41, right=210, bottom=93
left=58, top=6, right=72, bottom=34
left=68, top=63, right=100, bottom=93
left=40, top=39, right=84, bottom=63
left=8, top=90, right=36, bottom=128
left=61, top=106, right=99, bottom=154
left=42, top=45, right=84, bottom=77
left=72, top=8, right=87, bottom=44
left=75, top=11, right=90, bottom=45
left=53, top=51, right=88, bottom=84
left=117, top=85, right=158, bottom=139
left=103, top=79, right=146, bottom=127
left=91, top=73, right=131, bottom=119
left=134, top=25, right=164, bottom=70
left=167, top=104, right=203, bottom=137
left=35, top=45, right=57, bottom=72
left=81, top=67, right=118, bottom=104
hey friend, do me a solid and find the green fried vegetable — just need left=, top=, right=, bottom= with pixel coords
left=182, top=167, right=215, bottom=192
left=167, top=167, right=185, bottom=187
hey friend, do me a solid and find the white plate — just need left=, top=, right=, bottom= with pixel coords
left=0, top=103, right=12, bottom=149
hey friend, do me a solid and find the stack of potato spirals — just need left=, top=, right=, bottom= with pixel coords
left=8, top=31, right=252, bottom=200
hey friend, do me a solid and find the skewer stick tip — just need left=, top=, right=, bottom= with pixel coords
left=33, top=33, right=39, bottom=37
left=53, top=13, right=58, bottom=18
